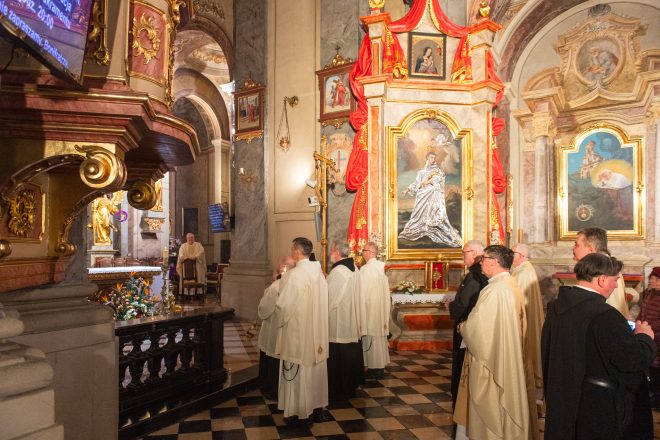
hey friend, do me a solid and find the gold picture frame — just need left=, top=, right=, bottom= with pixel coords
left=233, top=77, right=265, bottom=143
left=386, top=109, right=473, bottom=261
left=556, top=123, right=644, bottom=240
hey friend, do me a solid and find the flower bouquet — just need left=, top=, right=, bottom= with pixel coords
left=90, top=275, right=159, bottom=321
left=393, top=280, right=424, bottom=295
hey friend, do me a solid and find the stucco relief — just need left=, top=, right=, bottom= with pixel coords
left=555, top=11, right=645, bottom=99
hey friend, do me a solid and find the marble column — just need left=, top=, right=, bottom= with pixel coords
left=221, top=0, right=272, bottom=320
left=5, top=215, right=118, bottom=440
left=532, top=135, right=550, bottom=243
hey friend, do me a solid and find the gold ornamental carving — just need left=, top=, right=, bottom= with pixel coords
left=76, top=145, right=127, bottom=189
left=128, top=180, right=158, bottom=210
left=324, top=47, right=354, bottom=69
left=320, top=118, right=349, bottom=129
left=369, top=0, right=385, bottom=10
left=153, top=179, right=164, bottom=211
left=132, top=13, right=161, bottom=65
left=478, top=1, right=491, bottom=18
left=87, top=0, right=110, bottom=65
left=89, top=191, right=124, bottom=246
left=144, top=217, right=164, bottom=232
left=0, top=239, right=12, bottom=259
left=165, top=0, right=186, bottom=107
left=7, top=189, right=36, bottom=238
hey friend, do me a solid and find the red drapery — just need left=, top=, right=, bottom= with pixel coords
left=345, top=35, right=372, bottom=252
left=487, top=50, right=507, bottom=242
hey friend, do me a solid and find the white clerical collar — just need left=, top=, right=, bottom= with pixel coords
left=489, top=271, right=509, bottom=282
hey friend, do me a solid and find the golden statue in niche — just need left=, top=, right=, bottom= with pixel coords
left=90, top=191, right=124, bottom=245
left=153, top=178, right=163, bottom=212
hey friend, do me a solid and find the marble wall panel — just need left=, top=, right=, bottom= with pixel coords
left=231, top=0, right=268, bottom=263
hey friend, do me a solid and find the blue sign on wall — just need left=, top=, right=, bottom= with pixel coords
left=209, top=203, right=226, bottom=233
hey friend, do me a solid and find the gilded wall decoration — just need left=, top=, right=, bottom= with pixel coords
left=87, top=0, right=110, bottom=65
left=0, top=183, right=45, bottom=242
left=132, top=14, right=161, bottom=64
left=153, top=179, right=164, bottom=211
left=128, top=1, right=168, bottom=86
left=557, top=124, right=644, bottom=240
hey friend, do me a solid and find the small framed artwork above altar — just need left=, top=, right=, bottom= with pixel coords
left=317, top=61, right=356, bottom=127
left=387, top=109, right=472, bottom=261
left=556, top=123, right=644, bottom=240
left=408, top=31, right=447, bottom=80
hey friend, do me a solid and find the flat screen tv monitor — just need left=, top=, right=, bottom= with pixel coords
left=0, top=0, right=95, bottom=84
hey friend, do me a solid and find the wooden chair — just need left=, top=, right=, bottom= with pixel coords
left=181, top=258, right=206, bottom=302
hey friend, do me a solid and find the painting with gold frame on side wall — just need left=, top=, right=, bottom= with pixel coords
left=233, top=79, right=265, bottom=142
left=386, top=109, right=473, bottom=261
left=556, top=123, right=644, bottom=240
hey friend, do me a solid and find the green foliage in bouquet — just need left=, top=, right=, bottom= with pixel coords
left=393, top=280, right=424, bottom=294
left=90, top=275, right=159, bottom=321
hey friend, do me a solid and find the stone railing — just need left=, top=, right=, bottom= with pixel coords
left=115, top=306, right=234, bottom=439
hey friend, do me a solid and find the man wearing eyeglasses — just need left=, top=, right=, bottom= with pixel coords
left=511, top=243, right=544, bottom=440
left=448, top=240, right=488, bottom=409
left=454, top=245, right=529, bottom=440
left=542, top=253, right=655, bottom=439
left=359, top=242, right=391, bottom=379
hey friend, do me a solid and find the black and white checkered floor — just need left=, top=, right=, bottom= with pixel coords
left=141, top=321, right=660, bottom=440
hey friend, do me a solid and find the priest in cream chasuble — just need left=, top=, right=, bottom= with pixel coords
left=512, top=244, right=544, bottom=440
left=454, top=246, right=530, bottom=440
left=176, top=233, right=207, bottom=292
left=275, top=238, right=329, bottom=420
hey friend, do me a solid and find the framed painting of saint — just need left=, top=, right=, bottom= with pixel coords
left=556, top=124, right=644, bottom=240
left=317, top=62, right=356, bottom=127
left=408, top=32, right=446, bottom=80
left=234, top=77, right=265, bottom=142
left=386, top=109, right=473, bottom=261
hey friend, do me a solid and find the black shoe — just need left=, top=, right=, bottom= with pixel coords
left=313, top=408, right=332, bottom=423
left=283, top=416, right=299, bottom=426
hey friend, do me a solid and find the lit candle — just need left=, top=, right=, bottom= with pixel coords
left=162, top=246, right=168, bottom=263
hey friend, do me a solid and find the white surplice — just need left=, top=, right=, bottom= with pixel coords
left=258, top=279, right=280, bottom=357
left=328, top=264, right=363, bottom=343
left=360, top=258, right=391, bottom=369
left=275, top=259, right=329, bottom=418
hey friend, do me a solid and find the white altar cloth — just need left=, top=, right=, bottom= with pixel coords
left=391, top=293, right=455, bottom=305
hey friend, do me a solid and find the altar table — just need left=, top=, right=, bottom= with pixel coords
left=389, top=293, right=455, bottom=351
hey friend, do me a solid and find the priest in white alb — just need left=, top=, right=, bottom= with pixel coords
left=359, top=241, right=390, bottom=378
left=327, top=240, right=364, bottom=400
left=257, top=255, right=295, bottom=399
left=454, top=245, right=530, bottom=440
left=176, top=233, right=207, bottom=294
left=512, top=243, right=544, bottom=440
left=275, top=237, right=329, bottom=425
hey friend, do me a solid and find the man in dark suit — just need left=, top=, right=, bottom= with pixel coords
left=542, top=253, right=655, bottom=439
left=448, top=240, right=488, bottom=408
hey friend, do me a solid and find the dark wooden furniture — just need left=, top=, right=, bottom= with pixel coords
left=116, top=306, right=234, bottom=439
left=181, top=258, right=206, bottom=301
